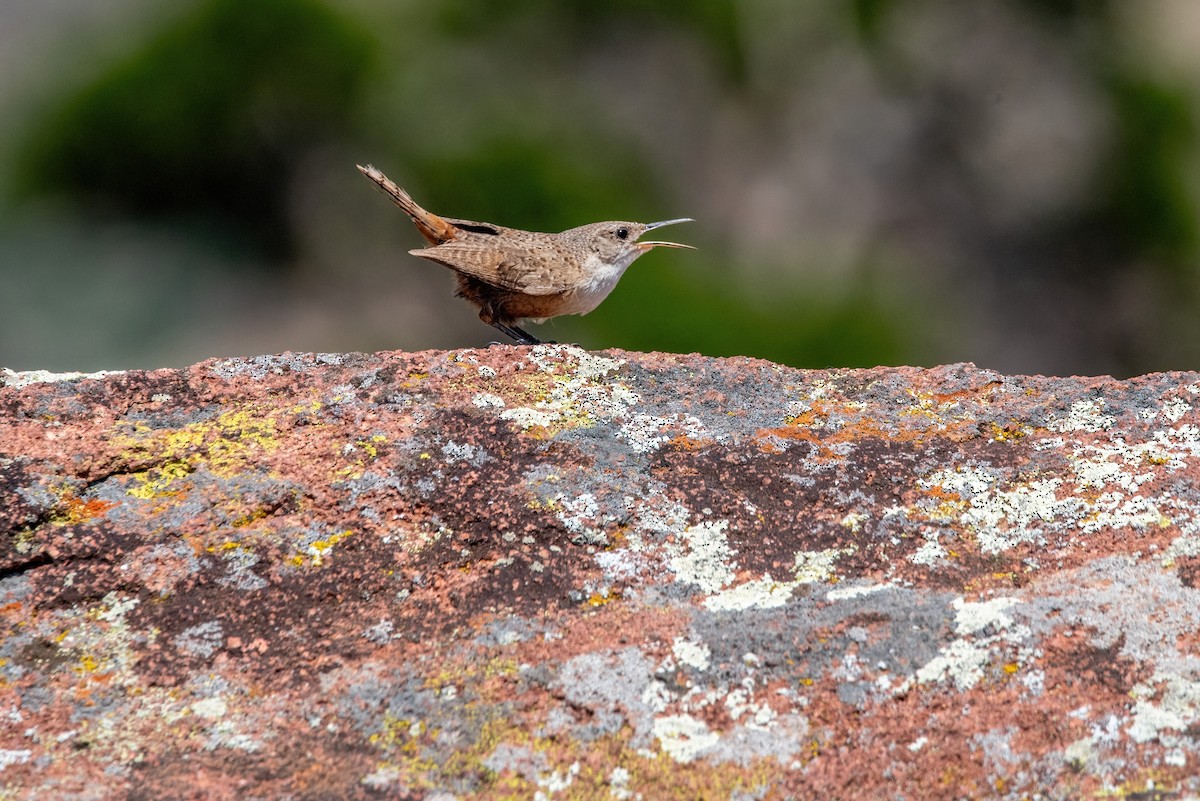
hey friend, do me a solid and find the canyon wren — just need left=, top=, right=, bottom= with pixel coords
left=357, top=164, right=694, bottom=345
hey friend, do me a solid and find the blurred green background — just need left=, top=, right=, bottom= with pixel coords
left=3, top=0, right=1200, bottom=377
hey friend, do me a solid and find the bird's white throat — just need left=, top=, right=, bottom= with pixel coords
left=562, top=251, right=640, bottom=316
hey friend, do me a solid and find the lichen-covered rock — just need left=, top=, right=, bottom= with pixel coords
left=2, top=347, right=1200, bottom=799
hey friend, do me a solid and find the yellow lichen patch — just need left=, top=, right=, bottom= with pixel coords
left=469, top=731, right=786, bottom=801
left=526, top=497, right=559, bottom=512
left=292, top=529, right=355, bottom=567
left=369, top=714, right=424, bottom=754
left=899, top=389, right=944, bottom=423
left=988, top=421, right=1031, bottom=442
left=1144, top=450, right=1172, bottom=467
left=358, top=435, right=388, bottom=459
left=12, top=528, right=36, bottom=555
left=483, top=658, right=519, bottom=680
left=111, top=408, right=280, bottom=498
left=915, top=484, right=969, bottom=524
left=290, top=398, right=323, bottom=415
left=231, top=507, right=270, bottom=528
left=586, top=589, right=622, bottom=607
left=332, top=435, right=390, bottom=481
left=125, top=461, right=192, bottom=500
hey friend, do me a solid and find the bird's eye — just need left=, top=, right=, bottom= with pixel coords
left=615, top=227, right=629, bottom=240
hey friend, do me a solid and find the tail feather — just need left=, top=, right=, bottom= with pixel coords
left=357, top=164, right=458, bottom=245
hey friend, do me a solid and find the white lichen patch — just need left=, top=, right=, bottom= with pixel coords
left=912, top=403, right=1200, bottom=562
left=953, top=597, right=1018, bottom=635
left=672, top=637, right=711, bottom=671
left=652, top=714, right=720, bottom=763
left=500, top=407, right=559, bottom=428
left=608, top=767, right=633, bottom=800
left=534, top=760, right=580, bottom=797
left=1127, top=671, right=1200, bottom=746
left=480, top=346, right=716, bottom=451
left=191, top=696, right=228, bottom=720
left=826, top=582, right=892, bottom=601
left=1048, top=399, right=1116, bottom=433
left=1162, top=397, right=1193, bottom=423
left=793, top=548, right=846, bottom=582
left=554, top=492, right=607, bottom=543
left=1163, top=534, right=1200, bottom=567
left=840, top=512, right=868, bottom=532
left=704, top=575, right=795, bottom=612
left=0, top=750, right=32, bottom=771
left=174, top=621, right=224, bottom=658
left=704, top=547, right=853, bottom=612
left=910, top=529, right=948, bottom=565
left=496, top=346, right=639, bottom=431
left=1, top=368, right=124, bottom=388
left=619, top=413, right=673, bottom=453
left=472, top=392, right=505, bottom=409
left=640, top=639, right=806, bottom=769
left=915, top=596, right=1029, bottom=691
left=618, top=413, right=712, bottom=454
left=440, top=441, right=491, bottom=465
left=969, top=478, right=1066, bottom=553
left=668, top=521, right=735, bottom=593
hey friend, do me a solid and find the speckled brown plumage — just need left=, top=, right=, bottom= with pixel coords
left=359, top=164, right=693, bottom=343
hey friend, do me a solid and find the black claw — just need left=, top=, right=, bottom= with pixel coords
left=489, top=321, right=542, bottom=345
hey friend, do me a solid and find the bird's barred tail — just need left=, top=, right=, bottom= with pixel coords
left=357, top=164, right=459, bottom=245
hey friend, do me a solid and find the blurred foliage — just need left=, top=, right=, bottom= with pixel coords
left=1102, top=77, right=1198, bottom=269
left=558, top=261, right=913, bottom=369
left=13, top=0, right=375, bottom=259
left=413, top=137, right=659, bottom=235
left=5, top=0, right=1200, bottom=374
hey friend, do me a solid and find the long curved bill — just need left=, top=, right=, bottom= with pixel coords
left=636, top=218, right=696, bottom=251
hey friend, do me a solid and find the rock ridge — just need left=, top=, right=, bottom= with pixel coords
left=2, top=346, right=1200, bottom=799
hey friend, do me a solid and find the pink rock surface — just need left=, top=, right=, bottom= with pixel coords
left=2, top=347, right=1200, bottom=799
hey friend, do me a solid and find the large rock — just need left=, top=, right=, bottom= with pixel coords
left=2, top=346, right=1200, bottom=799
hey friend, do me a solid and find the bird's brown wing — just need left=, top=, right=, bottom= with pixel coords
left=408, top=241, right=573, bottom=295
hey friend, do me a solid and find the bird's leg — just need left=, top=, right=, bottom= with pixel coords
left=489, top=321, right=542, bottom=345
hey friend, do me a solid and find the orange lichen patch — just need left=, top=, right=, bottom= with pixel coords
left=51, top=494, right=117, bottom=526
left=822, top=414, right=975, bottom=446
left=910, top=483, right=969, bottom=525
left=756, top=399, right=982, bottom=456
left=755, top=424, right=819, bottom=447
left=667, top=432, right=715, bottom=451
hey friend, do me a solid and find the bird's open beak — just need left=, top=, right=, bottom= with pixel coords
left=636, top=218, right=696, bottom=251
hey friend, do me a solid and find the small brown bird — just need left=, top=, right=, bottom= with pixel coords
left=358, top=164, right=694, bottom=344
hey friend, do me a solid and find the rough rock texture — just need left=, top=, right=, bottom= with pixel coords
left=3, top=347, right=1200, bottom=799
